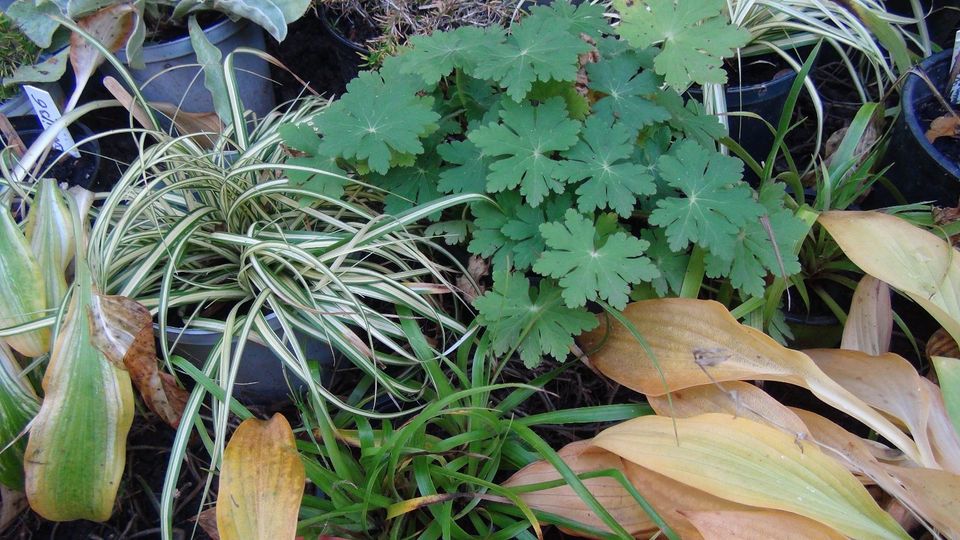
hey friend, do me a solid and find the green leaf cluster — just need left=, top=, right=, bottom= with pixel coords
left=279, top=0, right=805, bottom=367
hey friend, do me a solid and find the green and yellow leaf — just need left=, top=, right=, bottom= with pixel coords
left=24, top=261, right=134, bottom=522
left=593, top=413, right=909, bottom=539
left=0, top=201, right=49, bottom=357
left=217, top=414, right=305, bottom=540
left=0, top=342, right=38, bottom=490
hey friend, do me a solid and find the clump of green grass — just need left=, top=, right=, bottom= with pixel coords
left=0, top=13, right=40, bottom=101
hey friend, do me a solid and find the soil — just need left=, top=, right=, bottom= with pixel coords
left=2, top=117, right=101, bottom=189
left=266, top=9, right=371, bottom=103
left=724, top=54, right=795, bottom=87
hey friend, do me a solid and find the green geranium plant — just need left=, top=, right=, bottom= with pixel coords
left=279, top=0, right=808, bottom=367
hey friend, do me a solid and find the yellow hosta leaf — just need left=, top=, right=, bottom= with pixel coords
left=502, top=440, right=658, bottom=537
left=841, top=275, right=892, bottom=355
left=593, top=413, right=910, bottom=540
left=795, top=408, right=960, bottom=536
left=685, top=509, right=845, bottom=539
left=647, top=381, right=810, bottom=439
left=819, top=211, right=960, bottom=344
left=0, top=202, right=49, bottom=357
left=580, top=298, right=921, bottom=463
left=24, top=261, right=134, bottom=521
left=24, top=179, right=73, bottom=312
left=920, top=378, right=960, bottom=474
left=805, top=349, right=940, bottom=468
left=217, top=414, right=304, bottom=540
left=622, top=460, right=759, bottom=540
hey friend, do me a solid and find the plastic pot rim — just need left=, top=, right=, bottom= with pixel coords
left=117, top=17, right=249, bottom=64
left=900, top=49, right=960, bottom=181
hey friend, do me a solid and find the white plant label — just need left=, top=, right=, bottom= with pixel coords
left=22, top=85, right=79, bottom=158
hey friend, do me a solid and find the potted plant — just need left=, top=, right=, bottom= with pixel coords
left=683, top=0, right=927, bottom=162
left=877, top=49, right=960, bottom=207
left=5, top=0, right=312, bottom=116
left=84, top=49, right=482, bottom=408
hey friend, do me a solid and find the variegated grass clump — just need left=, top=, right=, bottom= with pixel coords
left=697, top=0, right=930, bottom=151
left=88, top=96, right=482, bottom=415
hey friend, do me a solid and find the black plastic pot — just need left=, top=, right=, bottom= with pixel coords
left=689, top=69, right=797, bottom=182
left=159, top=313, right=336, bottom=405
left=872, top=49, right=959, bottom=207
left=1, top=116, right=101, bottom=188
left=784, top=311, right=843, bottom=350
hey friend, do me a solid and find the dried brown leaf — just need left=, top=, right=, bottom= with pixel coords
left=926, top=114, right=960, bottom=143
left=69, top=4, right=137, bottom=107
left=88, top=294, right=187, bottom=428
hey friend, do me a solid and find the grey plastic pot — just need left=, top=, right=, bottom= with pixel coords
left=0, top=83, right=65, bottom=118
left=110, top=18, right=275, bottom=117
left=159, top=313, right=335, bottom=405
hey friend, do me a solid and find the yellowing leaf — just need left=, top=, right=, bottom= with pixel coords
left=647, top=381, right=810, bottom=439
left=805, top=349, right=939, bottom=468
left=819, top=211, right=960, bottom=345
left=24, top=261, right=134, bottom=522
left=502, top=440, right=659, bottom=537
left=593, top=413, right=909, bottom=540
left=0, top=202, right=49, bottom=357
left=842, top=275, right=892, bottom=355
left=66, top=4, right=137, bottom=111
left=921, top=378, right=960, bottom=474
left=795, top=408, right=960, bottom=537
left=580, top=298, right=921, bottom=463
left=882, top=464, right=960, bottom=538
left=684, top=509, right=845, bottom=540
left=24, top=179, right=74, bottom=313
left=217, top=414, right=304, bottom=540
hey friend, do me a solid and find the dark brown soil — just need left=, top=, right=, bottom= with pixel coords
left=267, top=9, right=370, bottom=103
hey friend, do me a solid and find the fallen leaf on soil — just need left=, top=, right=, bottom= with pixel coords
left=89, top=294, right=187, bottom=428
left=926, top=114, right=960, bottom=143
left=841, top=275, right=892, bottom=355
left=217, top=414, right=305, bottom=540
left=593, top=413, right=909, bottom=539
left=102, top=76, right=223, bottom=147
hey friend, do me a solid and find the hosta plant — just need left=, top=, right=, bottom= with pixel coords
left=504, top=210, right=960, bottom=538
left=279, top=0, right=808, bottom=368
